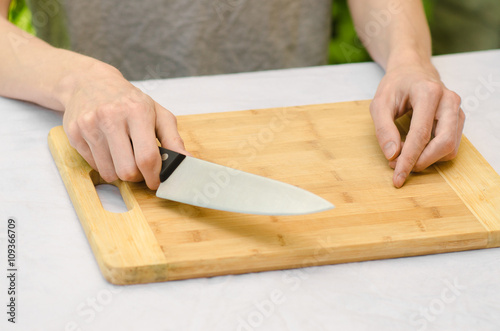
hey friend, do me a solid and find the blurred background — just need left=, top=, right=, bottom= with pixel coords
left=8, top=0, right=500, bottom=66
left=328, top=0, right=500, bottom=64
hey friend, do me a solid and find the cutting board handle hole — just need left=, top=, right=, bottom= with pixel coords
left=95, top=184, right=129, bottom=213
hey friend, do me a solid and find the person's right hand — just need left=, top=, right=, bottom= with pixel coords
left=62, top=64, right=188, bottom=190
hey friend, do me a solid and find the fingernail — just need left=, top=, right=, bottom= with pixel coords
left=394, top=172, right=407, bottom=188
left=383, top=141, right=397, bottom=159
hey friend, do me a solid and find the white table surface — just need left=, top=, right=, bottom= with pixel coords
left=1, top=50, right=500, bottom=331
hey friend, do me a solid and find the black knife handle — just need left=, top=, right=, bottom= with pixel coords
left=159, top=147, right=186, bottom=182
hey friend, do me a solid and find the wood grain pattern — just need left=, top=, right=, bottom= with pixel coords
left=48, top=100, right=500, bottom=284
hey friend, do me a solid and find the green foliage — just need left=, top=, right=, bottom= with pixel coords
left=329, top=0, right=434, bottom=64
left=8, top=0, right=34, bottom=34
left=329, top=0, right=370, bottom=64
left=422, top=0, right=434, bottom=24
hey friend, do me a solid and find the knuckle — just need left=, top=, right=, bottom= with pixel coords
left=64, top=122, right=80, bottom=139
left=447, top=143, right=460, bottom=159
left=116, top=165, right=141, bottom=182
left=95, top=105, right=113, bottom=119
left=136, top=150, right=159, bottom=170
left=442, top=134, right=456, bottom=155
left=369, top=98, right=387, bottom=117
left=459, top=107, right=466, bottom=122
left=96, top=105, right=121, bottom=131
left=76, top=113, right=103, bottom=144
left=412, top=126, right=432, bottom=143
left=440, top=150, right=458, bottom=162
left=123, top=99, right=143, bottom=113
left=77, top=111, right=98, bottom=130
left=446, top=90, right=462, bottom=107
left=99, top=170, right=118, bottom=183
left=375, top=126, right=390, bottom=143
left=425, top=81, right=443, bottom=93
left=129, top=93, right=153, bottom=110
left=169, top=135, right=185, bottom=147
left=449, top=149, right=459, bottom=159
left=70, top=140, right=88, bottom=154
left=170, top=112, right=178, bottom=125
left=159, top=107, right=178, bottom=123
left=417, top=81, right=443, bottom=99
left=402, top=153, right=419, bottom=168
left=64, top=123, right=85, bottom=150
left=369, top=99, right=379, bottom=115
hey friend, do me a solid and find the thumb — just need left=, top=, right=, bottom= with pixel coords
left=369, top=99, right=401, bottom=161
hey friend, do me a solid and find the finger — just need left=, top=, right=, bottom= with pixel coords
left=64, top=125, right=98, bottom=170
left=443, top=106, right=465, bottom=161
left=449, top=106, right=466, bottom=158
left=105, top=126, right=143, bottom=183
left=75, top=141, right=97, bottom=170
left=425, top=107, right=464, bottom=165
left=85, top=133, right=118, bottom=183
left=369, top=98, right=402, bottom=161
left=71, top=111, right=119, bottom=182
left=413, top=92, right=462, bottom=171
left=393, top=85, right=442, bottom=187
left=388, top=142, right=405, bottom=169
left=128, top=103, right=162, bottom=190
left=155, top=102, right=190, bottom=155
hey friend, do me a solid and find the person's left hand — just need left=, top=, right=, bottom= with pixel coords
left=370, top=62, right=465, bottom=188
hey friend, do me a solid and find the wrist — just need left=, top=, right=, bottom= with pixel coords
left=385, top=47, right=437, bottom=76
left=54, top=53, right=122, bottom=109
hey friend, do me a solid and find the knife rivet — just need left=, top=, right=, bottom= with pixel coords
left=161, top=153, right=169, bottom=161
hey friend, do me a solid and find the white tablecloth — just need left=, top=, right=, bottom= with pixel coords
left=1, top=50, right=499, bottom=331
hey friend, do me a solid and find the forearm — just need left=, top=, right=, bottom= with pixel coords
left=350, top=0, right=464, bottom=188
left=348, top=0, right=434, bottom=72
left=0, top=17, right=121, bottom=111
left=0, top=2, right=8, bottom=17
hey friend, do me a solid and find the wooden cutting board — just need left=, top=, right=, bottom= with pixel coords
left=48, top=100, right=500, bottom=285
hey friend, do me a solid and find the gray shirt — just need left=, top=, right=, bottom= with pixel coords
left=27, top=0, right=332, bottom=80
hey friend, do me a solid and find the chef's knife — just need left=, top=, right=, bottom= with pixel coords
left=156, top=147, right=334, bottom=215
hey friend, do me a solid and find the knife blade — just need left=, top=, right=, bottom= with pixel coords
left=156, top=147, right=334, bottom=215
